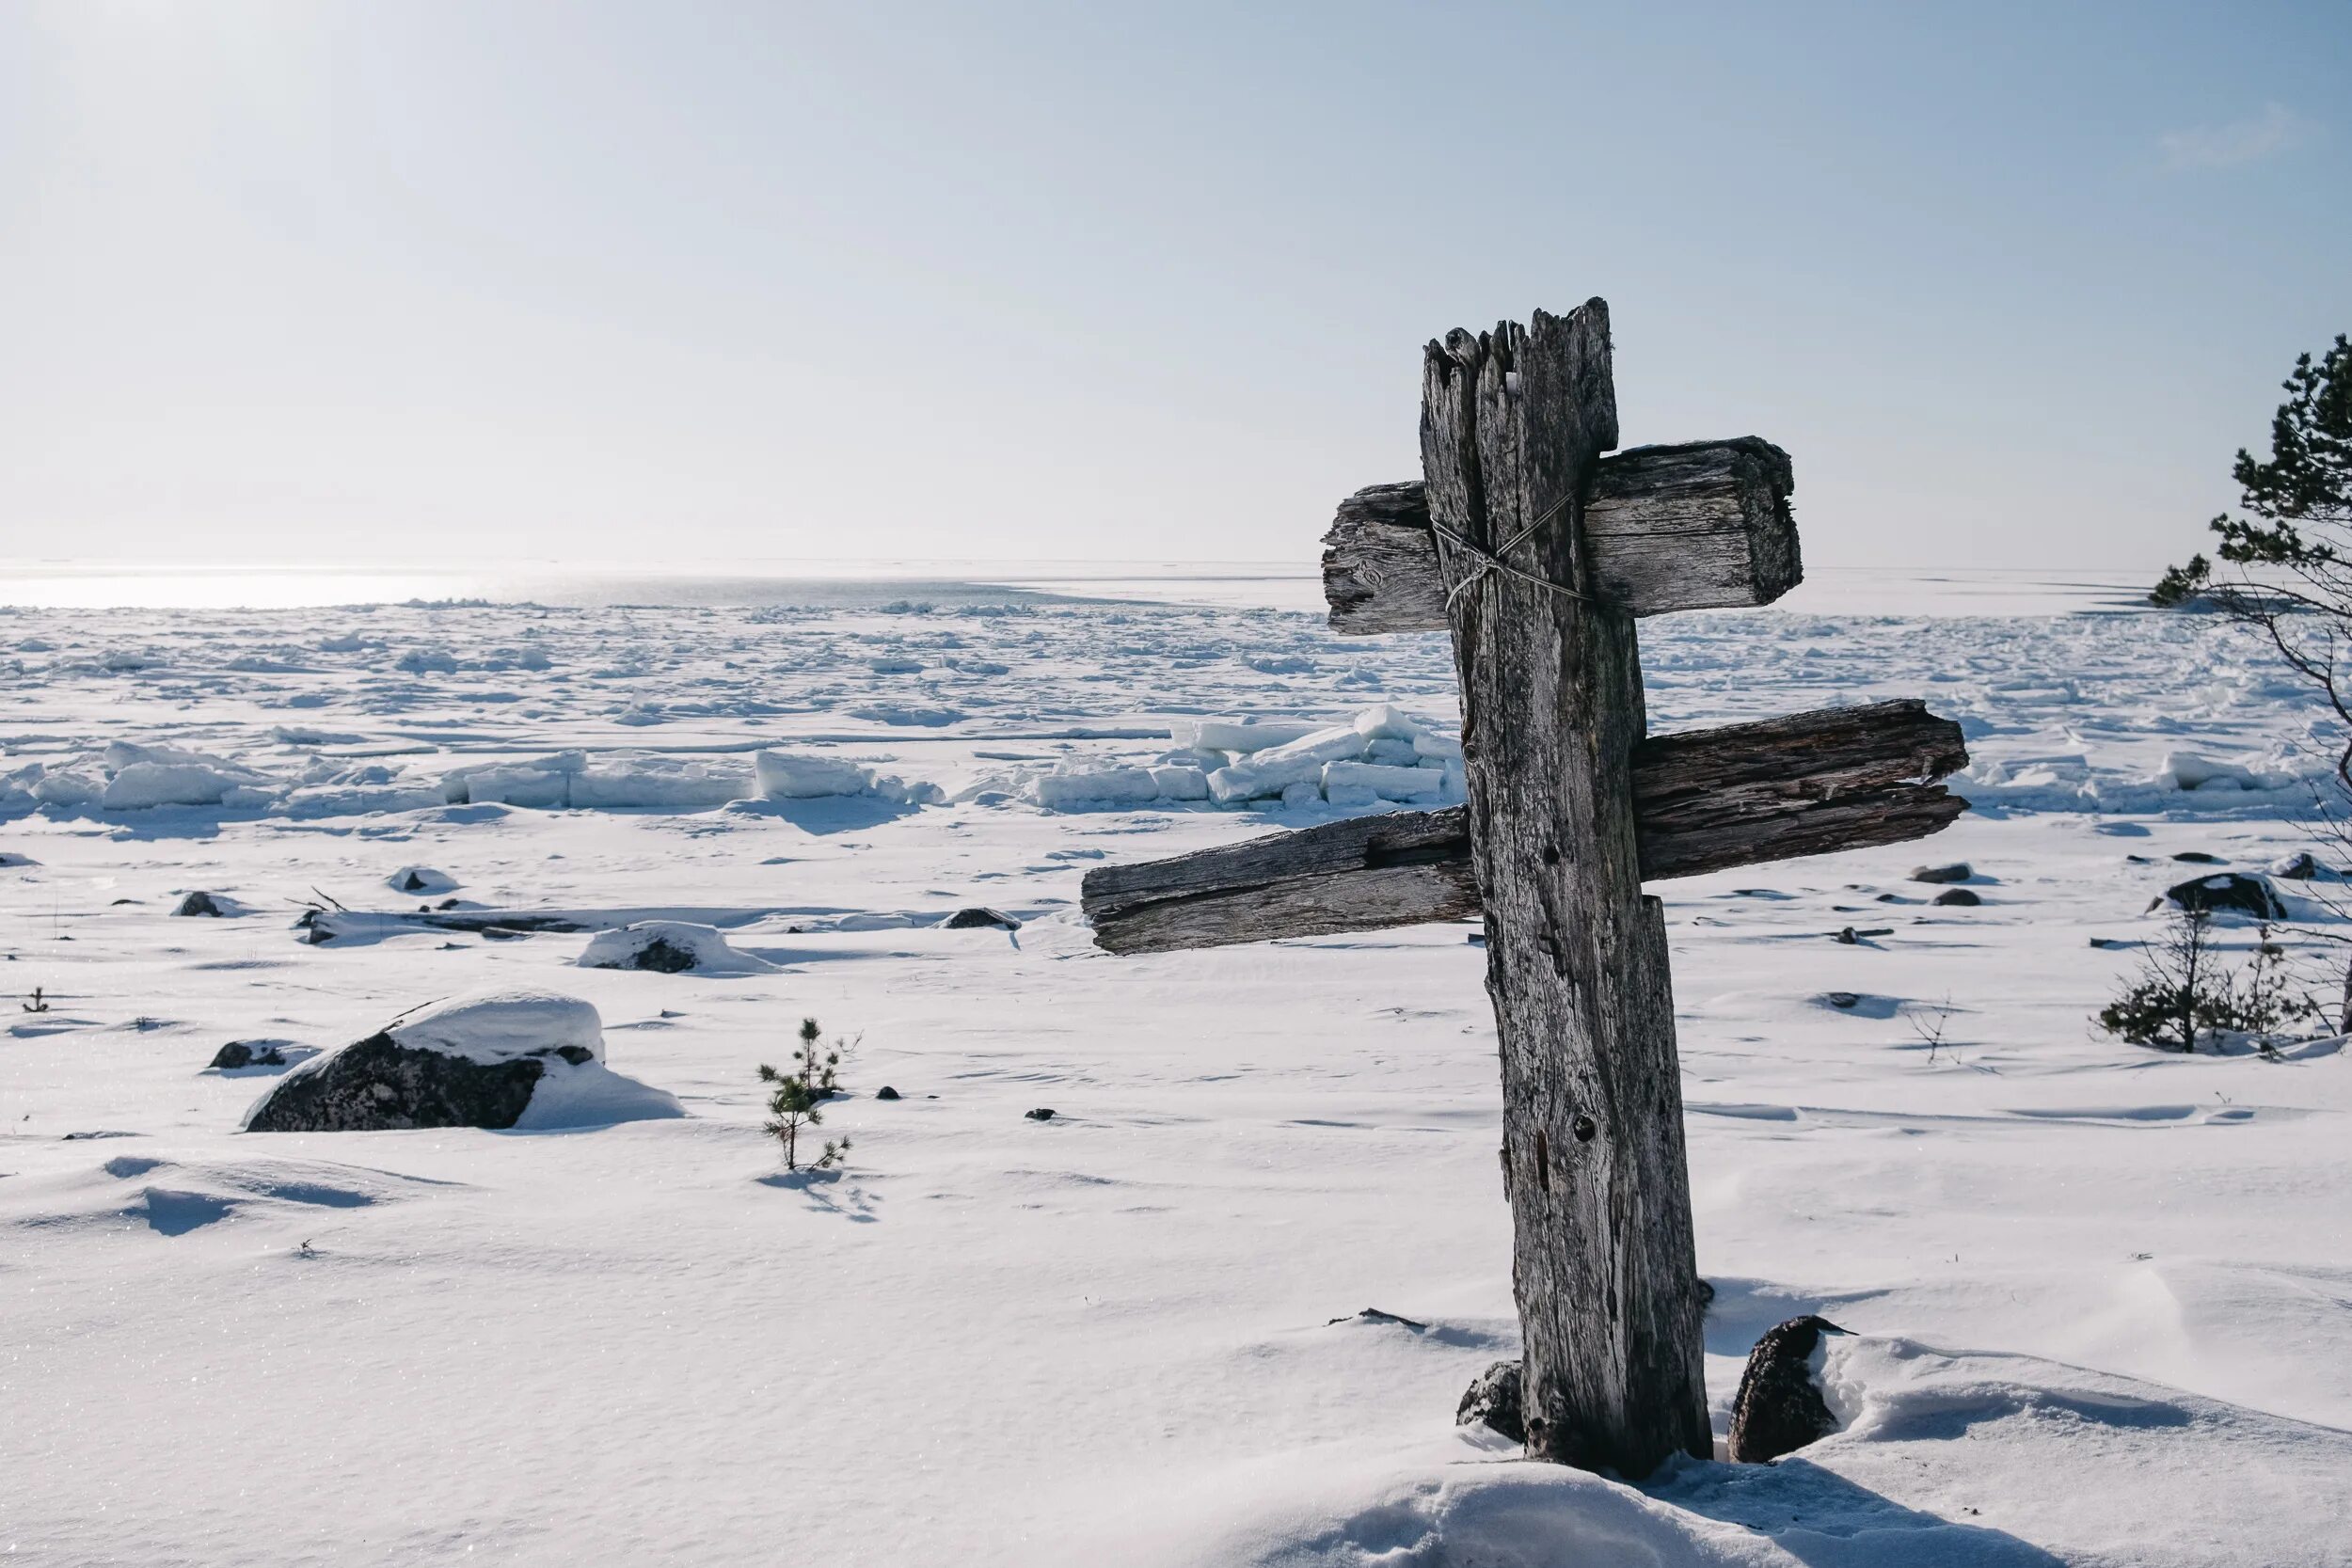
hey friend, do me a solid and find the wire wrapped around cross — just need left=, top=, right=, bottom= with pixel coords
left=1426, top=483, right=1596, bottom=609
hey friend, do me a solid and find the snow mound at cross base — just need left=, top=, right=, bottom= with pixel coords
left=241, top=989, right=684, bottom=1132
left=1125, top=1335, right=2352, bottom=1568
left=576, top=921, right=777, bottom=974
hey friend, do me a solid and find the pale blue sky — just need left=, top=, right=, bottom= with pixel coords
left=2, top=1, right=2344, bottom=570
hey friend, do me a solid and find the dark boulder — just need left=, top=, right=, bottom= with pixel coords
left=242, top=1033, right=557, bottom=1132
left=1729, top=1315, right=1847, bottom=1463
left=875, top=1085, right=902, bottom=1101
left=1909, top=863, right=1972, bottom=884
left=1025, top=1107, right=1056, bottom=1121
left=2271, top=851, right=2319, bottom=880
left=623, top=936, right=698, bottom=974
left=1932, top=888, right=1981, bottom=906
left=209, top=1040, right=285, bottom=1069
left=173, top=891, right=226, bottom=917
left=2170, top=851, right=2223, bottom=864
left=2161, top=873, right=2287, bottom=920
left=1456, top=1359, right=1525, bottom=1444
left=946, top=907, right=1021, bottom=930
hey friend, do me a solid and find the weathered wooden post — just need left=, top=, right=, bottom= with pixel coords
left=1079, top=298, right=1970, bottom=1479
left=1419, top=301, right=1706, bottom=1473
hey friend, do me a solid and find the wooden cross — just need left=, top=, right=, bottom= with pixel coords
left=1079, top=300, right=1968, bottom=1479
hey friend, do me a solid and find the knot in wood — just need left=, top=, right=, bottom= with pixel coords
left=1571, top=1112, right=1598, bottom=1143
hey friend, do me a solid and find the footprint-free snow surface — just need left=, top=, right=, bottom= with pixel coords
left=3, top=576, right=2348, bottom=1566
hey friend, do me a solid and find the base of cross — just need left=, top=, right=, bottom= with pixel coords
left=1080, top=299, right=1969, bottom=1480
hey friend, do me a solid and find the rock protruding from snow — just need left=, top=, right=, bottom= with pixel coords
left=2271, top=851, right=2319, bottom=880
left=241, top=989, right=681, bottom=1132
left=1729, top=1315, right=1848, bottom=1463
left=208, top=1040, right=296, bottom=1069
left=173, top=891, right=228, bottom=917
left=1910, top=862, right=1973, bottom=884
left=945, top=907, right=1021, bottom=930
left=576, top=921, right=776, bottom=974
left=388, top=866, right=456, bottom=895
left=2160, top=872, right=2288, bottom=920
left=1455, top=1360, right=1525, bottom=1445
left=1933, top=888, right=1982, bottom=906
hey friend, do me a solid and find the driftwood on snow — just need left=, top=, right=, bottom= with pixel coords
left=1081, top=699, right=1966, bottom=957
left=1321, top=436, right=1800, bottom=633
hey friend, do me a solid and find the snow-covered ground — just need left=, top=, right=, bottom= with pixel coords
left=4, top=577, right=2348, bottom=1566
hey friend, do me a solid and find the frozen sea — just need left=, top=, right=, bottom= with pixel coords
left=3, top=562, right=2347, bottom=1567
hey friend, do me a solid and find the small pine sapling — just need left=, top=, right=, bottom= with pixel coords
left=759, top=1017, right=852, bottom=1171
left=2099, top=914, right=2319, bottom=1052
left=2101, top=911, right=2221, bottom=1052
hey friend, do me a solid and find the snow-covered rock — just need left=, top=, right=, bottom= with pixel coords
left=576, top=921, right=776, bottom=974
left=241, top=989, right=682, bottom=1132
left=2159, top=872, right=2288, bottom=920
left=387, top=866, right=457, bottom=895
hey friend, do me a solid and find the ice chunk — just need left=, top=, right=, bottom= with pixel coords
left=282, top=784, right=444, bottom=818
left=1322, top=760, right=1444, bottom=801
left=31, top=768, right=103, bottom=807
left=755, top=752, right=874, bottom=799
left=866, top=771, right=946, bottom=806
left=751, top=751, right=940, bottom=805
left=1032, top=766, right=1164, bottom=809
left=1413, top=731, right=1464, bottom=761
left=571, top=755, right=751, bottom=809
left=103, top=762, right=265, bottom=811
left=1279, top=781, right=1324, bottom=807
left=103, top=740, right=245, bottom=772
left=1205, top=723, right=1368, bottom=804
left=2155, top=752, right=2262, bottom=792
left=1168, top=718, right=1322, bottom=754
left=460, top=764, right=572, bottom=809
left=1352, top=705, right=1426, bottom=741
left=1150, top=765, right=1210, bottom=800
